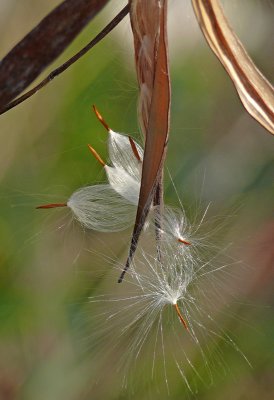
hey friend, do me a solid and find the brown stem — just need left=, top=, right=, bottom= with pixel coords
left=87, top=144, right=106, bottom=167
left=36, top=203, right=67, bottom=209
left=174, top=303, right=188, bottom=330
left=0, top=5, right=129, bottom=116
left=93, top=104, right=111, bottom=132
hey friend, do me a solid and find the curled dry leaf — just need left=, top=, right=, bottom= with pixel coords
left=130, top=0, right=167, bottom=258
left=0, top=0, right=109, bottom=108
left=119, top=0, right=170, bottom=282
left=130, top=0, right=161, bottom=138
left=192, top=0, right=274, bottom=135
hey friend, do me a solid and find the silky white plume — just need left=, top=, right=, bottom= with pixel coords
left=67, top=184, right=137, bottom=232
left=87, top=144, right=141, bottom=206
left=161, top=206, right=192, bottom=245
left=105, top=165, right=140, bottom=206
left=37, top=121, right=143, bottom=232
left=88, top=237, right=248, bottom=392
left=93, top=105, right=143, bottom=181
left=108, top=130, right=143, bottom=180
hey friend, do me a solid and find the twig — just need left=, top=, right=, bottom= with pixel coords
left=0, top=5, right=129, bottom=116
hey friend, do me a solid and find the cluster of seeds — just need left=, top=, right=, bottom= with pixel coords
left=37, top=106, right=191, bottom=244
left=37, top=108, right=239, bottom=389
left=37, top=107, right=195, bottom=327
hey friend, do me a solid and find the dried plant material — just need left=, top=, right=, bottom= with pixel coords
left=192, top=0, right=274, bottom=135
left=130, top=1, right=161, bottom=138
left=36, top=203, right=67, bottom=209
left=0, top=0, right=110, bottom=108
left=119, top=0, right=170, bottom=282
left=0, top=6, right=129, bottom=115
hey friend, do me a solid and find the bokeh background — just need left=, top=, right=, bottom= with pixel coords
left=0, top=0, right=273, bottom=399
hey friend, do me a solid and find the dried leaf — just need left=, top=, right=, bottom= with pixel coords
left=119, top=0, right=170, bottom=282
left=0, top=0, right=109, bottom=108
left=130, top=0, right=161, bottom=138
left=192, top=0, right=274, bottom=135
left=0, top=6, right=129, bottom=115
left=130, top=0, right=166, bottom=258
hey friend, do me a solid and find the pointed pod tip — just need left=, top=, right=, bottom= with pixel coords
left=117, top=268, right=126, bottom=283
left=128, top=136, right=141, bottom=162
left=87, top=144, right=106, bottom=167
left=174, top=303, right=188, bottom=331
left=178, top=237, right=191, bottom=246
left=92, top=104, right=110, bottom=132
left=36, top=202, right=67, bottom=209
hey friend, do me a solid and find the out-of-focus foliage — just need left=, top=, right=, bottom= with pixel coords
left=0, top=1, right=273, bottom=399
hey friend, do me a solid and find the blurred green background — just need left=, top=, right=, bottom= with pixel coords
left=0, top=0, right=273, bottom=399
